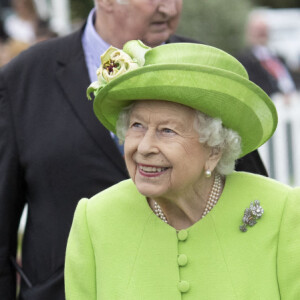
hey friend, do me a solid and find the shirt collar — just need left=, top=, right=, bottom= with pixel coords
left=82, top=8, right=110, bottom=82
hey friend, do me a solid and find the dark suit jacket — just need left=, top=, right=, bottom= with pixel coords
left=0, top=28, right=267, bottom=300
left=237, top=49, right=279, bottom=96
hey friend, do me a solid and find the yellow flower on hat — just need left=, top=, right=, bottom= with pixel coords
left=87, top=40, right=150, bottom=100
left=98, top=46, right=139, bottom=83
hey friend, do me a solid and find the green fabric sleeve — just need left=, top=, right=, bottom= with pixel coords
left=277, top=187, right=300, bottom=299
left=65, top=198, right=96, bottom=300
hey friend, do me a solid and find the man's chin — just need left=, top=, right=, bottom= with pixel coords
left=142, top=32, right=172, bottom=47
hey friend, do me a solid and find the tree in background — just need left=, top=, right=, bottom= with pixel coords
left=176, top=0, right=253, bottom=55
left=70, top=0, right=93, bottom=22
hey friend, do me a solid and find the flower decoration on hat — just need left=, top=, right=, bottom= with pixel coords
left=240, top=200, right=264, bottom=232
left=87, top=40, right=150, bottom=100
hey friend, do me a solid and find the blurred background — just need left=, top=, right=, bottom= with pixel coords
left=1, top=0, right=300, bottom=68
left=1, top=0, right=300, bottom=183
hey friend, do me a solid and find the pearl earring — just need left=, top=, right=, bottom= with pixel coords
left=205, top=169, right=211, bottom=178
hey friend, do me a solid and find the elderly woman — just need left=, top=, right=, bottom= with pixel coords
left=65, top=41, right=300, bottom=299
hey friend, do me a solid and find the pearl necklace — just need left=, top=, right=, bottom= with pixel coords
left=154, top=201, right=168, bottom=223
left=153, top=174, right=223, bottom=224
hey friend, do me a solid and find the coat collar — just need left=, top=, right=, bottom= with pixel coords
left=55, top=28, right=127, bottom=175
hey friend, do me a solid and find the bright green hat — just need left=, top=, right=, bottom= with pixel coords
left=88, top=40, right=277, bottom=157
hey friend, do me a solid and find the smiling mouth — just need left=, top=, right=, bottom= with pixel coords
left=138, top=165, right=169, bottom=173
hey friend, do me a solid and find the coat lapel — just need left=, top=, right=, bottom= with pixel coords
left=55, top=30, right=127, bottom=175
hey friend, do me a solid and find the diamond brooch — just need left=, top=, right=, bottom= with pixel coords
left=240, top=200, right=264, bottom=232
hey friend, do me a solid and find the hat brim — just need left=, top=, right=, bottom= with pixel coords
left=93, top=63, right=277, bottom=158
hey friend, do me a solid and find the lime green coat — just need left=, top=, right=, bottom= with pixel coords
left=65, top=172, right=300, bottom=299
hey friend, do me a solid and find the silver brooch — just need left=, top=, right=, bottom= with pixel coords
left=240, top=200, right=264, bottom=232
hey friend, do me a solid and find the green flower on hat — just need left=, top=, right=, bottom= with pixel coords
left=87, top=40, right=150, bottom=100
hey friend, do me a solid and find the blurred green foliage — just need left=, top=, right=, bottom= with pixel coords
left=176, top=0, right=253, bottom=55
left=70, top=0, right=94, bottom=21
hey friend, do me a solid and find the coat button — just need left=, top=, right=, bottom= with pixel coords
left=178, top=280, right=190, bottom=293
left=177, top=230, right=188, bottom=241
left=178, top=254, right=188, bottom=266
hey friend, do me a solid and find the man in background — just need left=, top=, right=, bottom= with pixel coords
left=0, top=1, right=267, bottom=299
left=238, top=12, right=296, bottom=98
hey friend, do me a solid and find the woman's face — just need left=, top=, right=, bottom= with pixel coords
left=124, top=100, right=213, bottom=199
